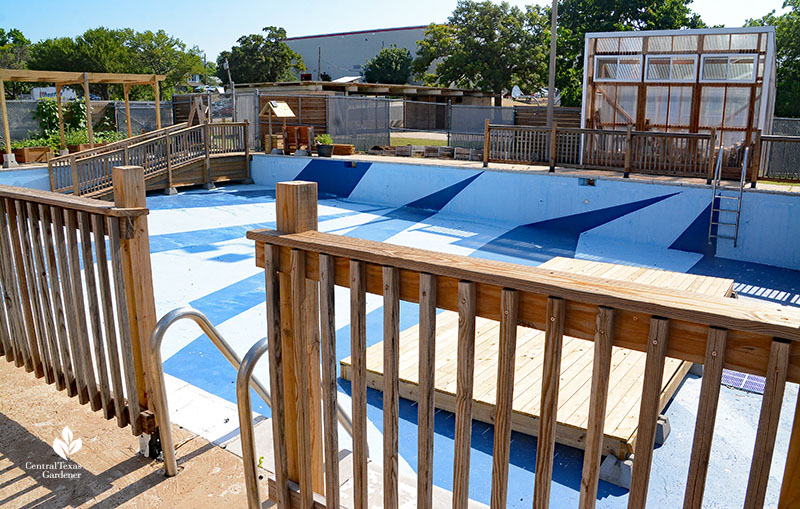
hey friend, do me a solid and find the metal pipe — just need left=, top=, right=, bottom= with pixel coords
left=148, top=306, right=355, bottom=477
left=237, top=337, right=270, bottom=509
left=148, top=306, right=273, bottom=476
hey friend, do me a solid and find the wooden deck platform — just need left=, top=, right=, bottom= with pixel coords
left=340, top=258, right=734, bottom=458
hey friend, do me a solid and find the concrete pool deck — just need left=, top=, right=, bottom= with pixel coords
left=137, top=182, right=798, bottom=508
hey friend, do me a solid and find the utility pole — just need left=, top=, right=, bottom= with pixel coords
left=225, top=58, right=236, bottom=121
left=317, top=47, right=321, bottom=81
left=546, top=0, right=558, bottom=128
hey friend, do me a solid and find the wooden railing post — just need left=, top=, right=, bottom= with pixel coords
left=483, top=119, right=490, bottom=167
left=779, top=390, right=800, bottom=508
left=203, top=122, right=213, bottom=189
left=750, top=129, right=761, bottom=188
left=624, top=124, right=633, bottom=178
left=165, top=134, right=175, bottom=195
left=275, top=181, right=324, bottom=496
left=707, top=128, right=717, bottom=185
left=549, top=121, right=558, bottom=172
left=244, top=120, right=252, bottom=182
left=112, top=166, right=156, bottom=418
left=69, top=155, right=81, bottom=196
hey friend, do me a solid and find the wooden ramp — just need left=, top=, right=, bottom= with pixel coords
left=340, top=258, right=734, bottom=458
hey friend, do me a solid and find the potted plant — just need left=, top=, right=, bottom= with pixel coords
left=315, top=134, right=334, bottom=158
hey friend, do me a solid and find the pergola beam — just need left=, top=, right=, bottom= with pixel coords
left=0, top=69, right=165, bottom=85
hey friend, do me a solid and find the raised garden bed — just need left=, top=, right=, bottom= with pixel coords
left=12, top=146, right=53, bottom=163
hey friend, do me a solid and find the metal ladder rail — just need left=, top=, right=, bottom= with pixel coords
left=708, top=147, right=748, bottom=247
left=707, top=148, right=724, bottom=244
left=731, top=147, right=749, bottom=247
left=148, top=306, right=355, bottom=477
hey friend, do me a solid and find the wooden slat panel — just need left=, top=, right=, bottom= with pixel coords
left=627, top=317, right=670, bottom=509
left=107, top=216, right=142, bottom=435
left=350, top=260, right=368, bottom=509
left=744, top=339, right=791, bottom=509
left=65, top=209, right=101, bottom=411
left=418, top=273, right=437, bottom=509
left=579, top=306, right=616, bottom=509
left=683, top=327, right=728, bottom=509
left=290, top=249, right=314, bottom=509
left=490, top=289, right=519, bottom=509
left=27, top=203, right=64, bottom=390
left=383, top=266, right=400, bottom=509
left=91, top=213, right=126, bottom=426
left=16, top=201, right=53, bottom=383
left=266, top=245, right=289, bottom=509
left=453, top=281, right=476, bottom=509
left=0, top=197, right=23, bottom=367
left=7, top=199, right=41, bottom=374
left=534, top=297, right=566, bottom=509
left=249, top=231, right=800, bottom=383
left=52, top=207, right=91, bottom=404
left=318, top=253, right=339, bottom=509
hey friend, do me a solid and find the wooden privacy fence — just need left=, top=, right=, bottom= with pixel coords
left=0, top=167, right=157, bottom=436
left=247, top=181, right=800, bottom=509
left=483, top=122, right=721, bottom=180
left=48, top=121, right=248, bottom=197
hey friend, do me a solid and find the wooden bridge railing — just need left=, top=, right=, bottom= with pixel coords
left=483, top=122, right=718, bottom=179
left=48, top=121, right=248, bottom=196
left=247, top=180, right=800, bottom=509
left=0, top=166, right=156, bottom=436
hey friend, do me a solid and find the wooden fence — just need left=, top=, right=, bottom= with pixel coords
left=48, top=122, right=248, bottom=197
left=247, top=181, right=800, bottom=509
left=483, top=122, right=718, bottom=180
left=0, top=167, right=156, bottom=436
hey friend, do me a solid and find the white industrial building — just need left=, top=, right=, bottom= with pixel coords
left=285, top=26, right=428, bottom=81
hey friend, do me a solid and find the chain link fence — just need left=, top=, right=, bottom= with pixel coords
left=0, top=101, right=41, bottom=141
left=114, top=101, right=174, bottom=134
left=764, top=117, right=800, bottom=180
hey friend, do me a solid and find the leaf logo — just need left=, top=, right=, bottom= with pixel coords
left=52, top=426, right=82, bottom=460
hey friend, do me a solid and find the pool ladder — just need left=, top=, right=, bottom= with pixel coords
left=708, top=146, right=748, bottom=247
left=147, top=306, right=355, bottom=477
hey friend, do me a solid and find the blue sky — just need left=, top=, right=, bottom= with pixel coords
left=0, top=0, right=789, bottom=61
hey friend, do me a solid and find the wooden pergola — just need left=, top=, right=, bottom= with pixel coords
left=0, top=69, right=166, bottom=160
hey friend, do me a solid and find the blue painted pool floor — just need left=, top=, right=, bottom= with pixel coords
left=148, top=184, right=799, bottom=508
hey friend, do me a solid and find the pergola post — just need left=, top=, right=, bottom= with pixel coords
left=152, top=79, right=161, bottom=130
left=82, top=72, right=94, bottom=148
left=55, top=84, right=65, bottom=150
left=123, top=84, right=132, bottom=138
left=0, top=79, right=14, bottom=167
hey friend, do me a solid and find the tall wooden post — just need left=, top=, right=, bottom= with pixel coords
left=244, top=120, right=251, bottom=180
left=203, top=122, right=212, bottom=187
left=483, top=118, right=490, bottom=167
left=549, top=121, right=558, bottom=172
left=152, top=79, right=161, bottom=130
left=123, top=84, right=133, bottom=138
left=55, top=84, right=66, bottom=149
left=707, top=128, right=717, bottom=185
left=0, top=80, right=12, bottom=163
left=275, top=181, right=324, bottom=495
left=165, top=133, right=174, bottom=194
left=112, top=165, right=157, bottom=411
left=83, top=73, right=94, bottom=148
left=779, top=390, right=800, bottom=508
left=624, top=124, right=633, bottom=178
left=750, top=129, right=762, bottom=188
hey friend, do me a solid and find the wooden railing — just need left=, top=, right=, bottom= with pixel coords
left=0, top=167, right=156, bottom=436
left=247, top=181, right=800, bottom=508
left=48, top=121, right=249, bottom=196
left=483, top=122, right=717, bottom=179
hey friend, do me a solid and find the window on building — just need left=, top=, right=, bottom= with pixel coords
left=595, top=56, right=642, bottom=82
left=645, top=55, right=697, bottom=82
left=701, top=55, right=756, bottom=82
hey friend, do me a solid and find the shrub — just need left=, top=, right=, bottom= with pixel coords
left=315, top=133, right=333, bottom=145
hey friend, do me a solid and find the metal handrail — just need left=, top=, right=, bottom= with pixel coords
left=237, top=337, right=270, bottom=508
left=148, top=306, right=355, bottom=477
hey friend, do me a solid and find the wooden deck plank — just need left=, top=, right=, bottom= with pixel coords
left=341, top=258, right=734, bottom=456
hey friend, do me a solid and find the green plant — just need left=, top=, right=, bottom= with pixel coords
left=63, top=129, right=89, bottom=146
left=315, top=133, right=333, bottom=145
left=96, top=130, right=127, bottom=143
left=33, top=98, right=60, bottom=133
left=258, top=456, right=264, bottom=468
left=64, top=100, right=87, bottom=131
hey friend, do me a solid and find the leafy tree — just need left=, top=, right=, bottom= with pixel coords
left=363, top=45, right=413, bottom=84
left=0, top=28, right=31, bottom=98
left=555, top=0, right=705, bottom=105
left=216, top=27, right=305, bottom=84
left=127, top=29, right=205, bottom=98
left=748, top=1, right=800, bottom=117
left=413, top=1, right=549, bottom=104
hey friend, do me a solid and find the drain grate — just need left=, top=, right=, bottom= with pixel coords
left=721, top=369, right=766, bottom=394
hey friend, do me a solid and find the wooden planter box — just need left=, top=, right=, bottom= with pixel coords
left=12, top=146, right=53, bottom=163
left=332, top=144, right=355, bottom=155
left=67, top=141, right=108, bottom=154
